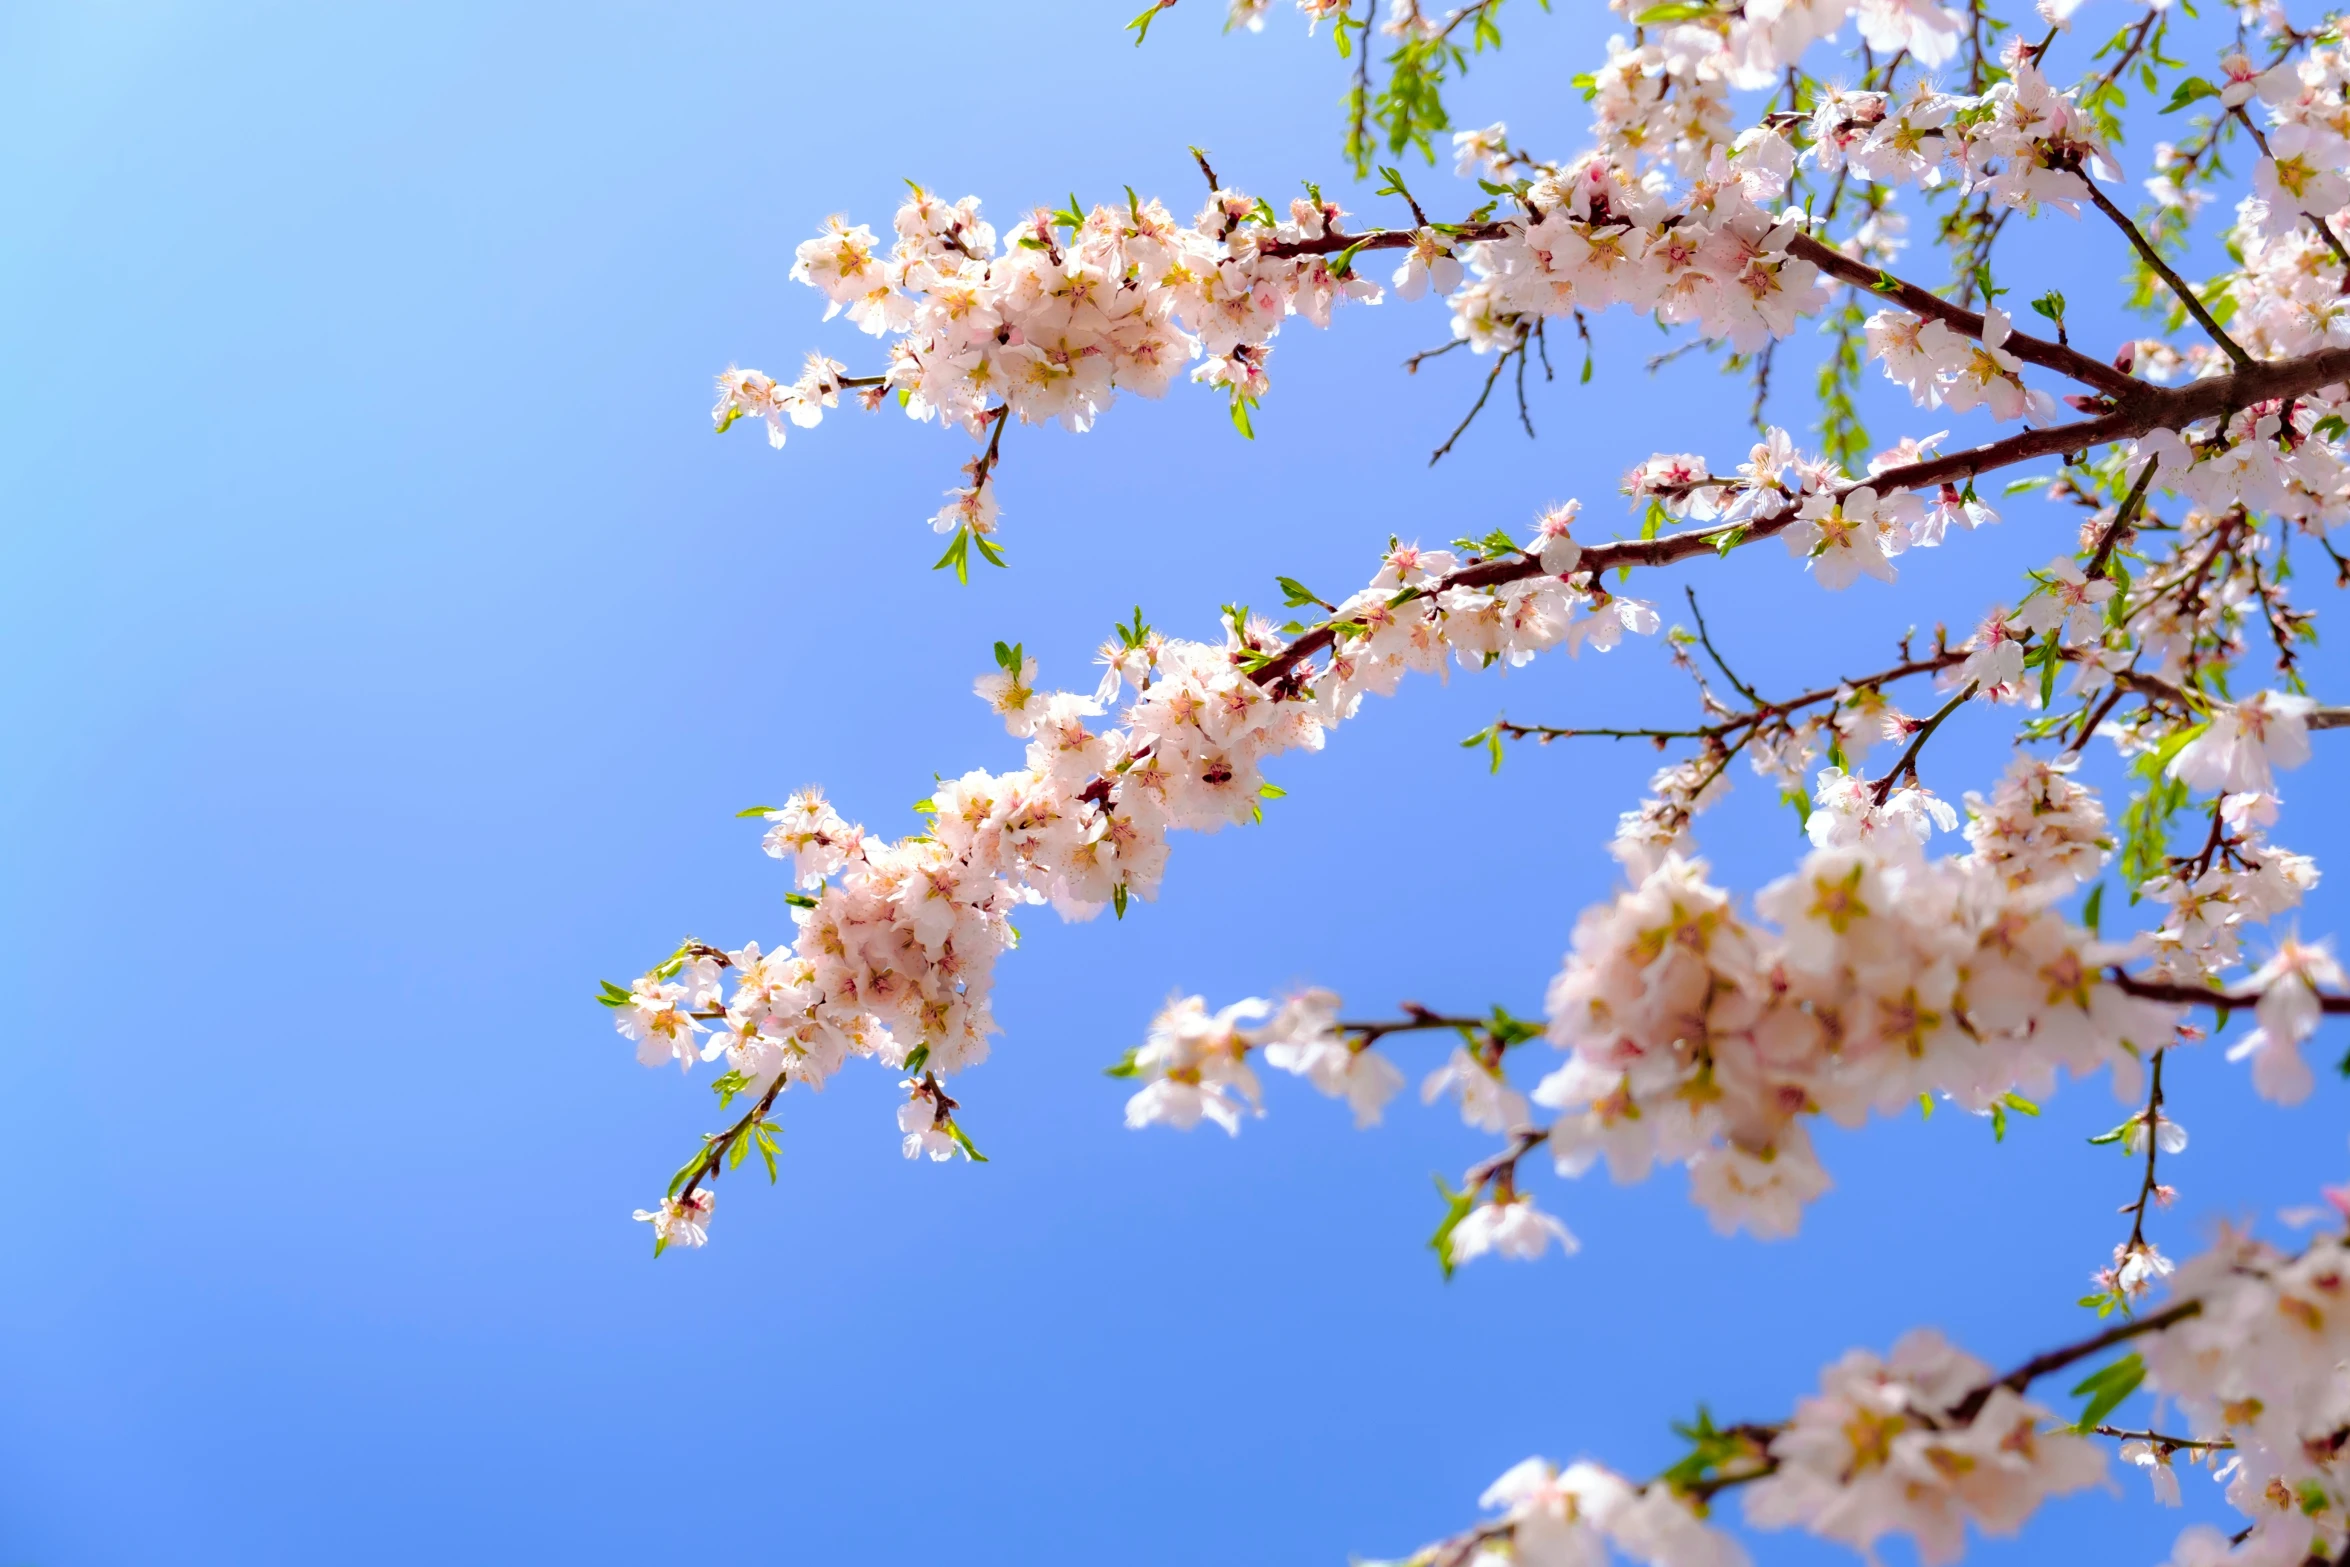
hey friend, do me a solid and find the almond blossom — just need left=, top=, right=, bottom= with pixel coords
left=625, top=4, right=2350, bottom=1564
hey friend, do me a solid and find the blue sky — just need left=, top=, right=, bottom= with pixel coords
left=2, top=4, right=2345, bottom=1564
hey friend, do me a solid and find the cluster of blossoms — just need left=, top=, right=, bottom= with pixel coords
left=1115, top=681, right=2334, bottom=1254
left=615, top=516, right=1692, bottom=1239
left=1742, top=1330, right=2103, bottom=1564
left=717, top=0, right=2213, bottom=547
left=2134, top=790, right=2319, bottom=994
left=1446, top=33, right=2116, bottom=358
left=631, top=0, right=2350, bottom=1564
left=1121, top=990, right=1408, bottom=1135
left=1425, top=1209, right=2350, bottom=1567
left=718, top=183, right=1384, bottom=537
left=1621, top=426, right=2005, bottom=607
left=1523, top=778, right=2167, bottom=1236
left=1121, top=755, right=2192, bottom=1243
left=1454, top=1459, right=1745, bottom=1567
left=1442, top=1323, right=2101, bottom=1567
left=2143, top=1229, right=2350, bottom=1567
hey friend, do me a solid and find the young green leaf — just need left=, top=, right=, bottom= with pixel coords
left=2071, top=1352, right=2147, bottom=1430
left=1428, top=1176, right=1478, bottom=1280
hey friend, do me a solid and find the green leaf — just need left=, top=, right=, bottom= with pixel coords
left=2029, top=289, right=2068, bottom=326
left=755, top=1122, right=781, bottom=1183
left=933, top=527, right=972, bottom=584
left=784, top=892, right=818, bottom=910
left=2000, top=1091, right=2040, bottom=1119
left=1229, top=392, right=1257, bottom=440
left=1103, top=1047, right=1142, bottom=1079
left=735, top=804, right=777, bottom=818
left=713, top=406, right=743, bottom=435
left=1632, top=0, right=1716, bottom=19
left=903, top=1044, right=931, bottom=1077
left=1783, top=787, right=1812, bottom=834
left=2071, top=1352, right=2147, bottom=1430
left=1276, top=576, right=1330, bottom=609
left=972, top=531, right=1008, bottom=569
left=1126, top=1, right=1163, bottom=45
left=1488, top=1006, right=1543, bottom=1047
left=2161, top=75, right=2219, bottom=112
left=1712, top=525, right=1748, bottom=556
left=2087, top=1118, right=2132, bottom=1146
left=947, top=1119, right=989, bottom=1163
left=1428, top=1175, right=1478, bottom=1280
left=727, top=1128, right=750, bottom=1170
left=2081, top=882, right=2105, bottom=937
left=1112, top=881, right=1130, bottom=920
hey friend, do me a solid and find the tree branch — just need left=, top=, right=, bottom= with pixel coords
left=1248, top=340, right=2350, bottom=691
left=1946, top=1298, right=2204, bottom=1423
left=2081, top=176, right=2257, bottom=370
left=1782, top=232, right=2142, bottom=399
left=2109, top=970, right=2350, bottom=1015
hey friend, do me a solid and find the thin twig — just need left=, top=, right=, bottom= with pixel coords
left=1429, top=336, right=1520, bottom=465
left=2086, top=457, right=2162, bottom=579
left=1684, top=587, right=1765, bottom=706
left=1871, top=681, right=1977, bottom=806
left=2081, top=176, right=2256, bottom=369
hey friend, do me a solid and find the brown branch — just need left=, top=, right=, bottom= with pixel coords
left=1946, top=1298, right=2204, bottom=1423
left=2081, top=176, right=2256, bottom=370
left=1335, top=1003, right=1493, bottom=1044
left=675, top=1071, right=789, bottom=1210
left=2124, top=1048, right=2168, bottom=1253
left=1269, top=217, right=2140, bottom=400
left=1497, top=646, right=1965, bottom=754
left=2109, top=970, right=2350, bottom=1015
left=1430, top=335, right=1521, bottom=465
left=2103, top=665, right=2350, bottom=729
left=1684, top=587, right=1764, bottom=705
left=1248, top=340, right=2350, bottom=691
left=1782, top=233, right=2142, bottom=399
left=1870, top=680, right=1977, bottom=806
left=2085, top=456, right=2162, bottom=579
left=2091, top=1425, right=2232, bottom=1451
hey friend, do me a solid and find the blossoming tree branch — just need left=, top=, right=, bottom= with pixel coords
left=617, top=0, right=2350, bottom=1562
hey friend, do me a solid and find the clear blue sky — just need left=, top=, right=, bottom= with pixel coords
left=2, top=5, right=2343, bottom=1564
